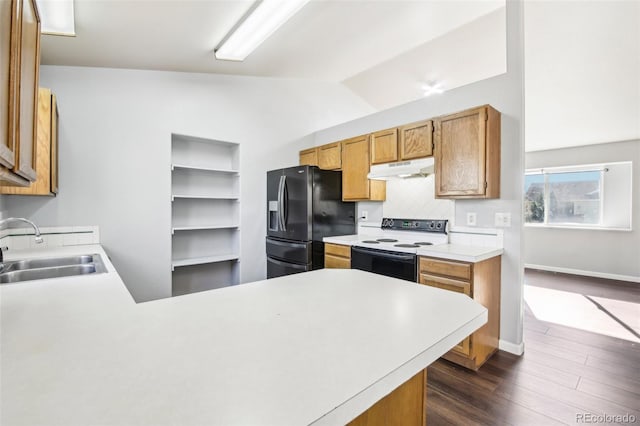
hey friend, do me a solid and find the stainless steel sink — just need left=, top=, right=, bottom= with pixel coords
left=3, top=255, right=95, bottom=272
left=0, top=254, right=108, bottom=284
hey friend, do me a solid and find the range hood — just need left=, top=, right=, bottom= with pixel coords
left=367, top=157, right=435, bottom=180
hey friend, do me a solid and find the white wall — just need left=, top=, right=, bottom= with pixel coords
left=525, top=1, right=640, bottom=152
left=524, top=140, right=640, bottom=281
left=288, top=2, right=525, bottom=349
left=2, top=66, right=374, bottom=302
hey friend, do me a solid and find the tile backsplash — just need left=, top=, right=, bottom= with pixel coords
left=0, top=226, right=100, bottom=250
left=358, top=175, right=454, bottom=224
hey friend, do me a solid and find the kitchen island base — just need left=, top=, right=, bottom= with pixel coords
left=349, top=369, right=426, bottom=426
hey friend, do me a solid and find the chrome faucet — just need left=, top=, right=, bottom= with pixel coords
left=0, top=218, right=43, bottom=271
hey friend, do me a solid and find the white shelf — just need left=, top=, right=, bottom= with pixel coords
left=170, top=134, right=240, bottom=293
left=171, top=254, right=239, bottom=270
left=171, top=164, right=239, bottom=174
left=172, top=195, right=239, bottom=201
left=172, top=225, right=239, bottom=234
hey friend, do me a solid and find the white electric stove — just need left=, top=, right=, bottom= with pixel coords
left=351, top=218, right=449, bottom=281
left=354, top=218, right=449, bottom=254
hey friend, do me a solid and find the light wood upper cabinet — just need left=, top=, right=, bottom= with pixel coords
left=14, top=0, right=40, bottom=181
left=0, top=0, right=39, bottom=187
left=299, top=147, right=318, bottom=167
left=399, top=119, right=433, bottom=160
left=434, top=105, right=500, bottom=199
left=341, top=135, right=385, bottom=201
left=0, top=0, right=16, bottom=170
left=370, top=128, right=398, bottom=165
left=1, top=88, right=58, bottom=196
left=318, top=142, right=341, bottom=170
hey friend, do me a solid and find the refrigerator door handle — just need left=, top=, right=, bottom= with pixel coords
left=282, top=176, right=288, bottom=230
left=277, top=175, right=285, bottom=231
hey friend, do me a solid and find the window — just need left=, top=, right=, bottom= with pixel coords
left=524, top=162, right=632, bottom=230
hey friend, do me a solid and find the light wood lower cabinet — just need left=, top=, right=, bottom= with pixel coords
left=1, top=88, right=58, bottom=195
left=324, top=243, right=351, bottom=269
left=418, top=255, right=501, bottom=370
left=348, top=369, right=426, bottom=426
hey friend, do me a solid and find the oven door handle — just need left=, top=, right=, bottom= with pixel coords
left=352, top=246, right=416, bottom=261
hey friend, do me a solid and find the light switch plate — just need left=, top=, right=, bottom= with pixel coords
left=495, top=212, right=512, bottom=227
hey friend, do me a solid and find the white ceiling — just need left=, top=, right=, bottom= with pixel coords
left=40, top=0, right=505, bottom=83
left=41, top=1, right=638, bottom=153
left=524, top=1, right=640, bottom=152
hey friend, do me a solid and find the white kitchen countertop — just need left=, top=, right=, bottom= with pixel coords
left=1, top=244, right=487, bottom=426
left=323, top=234, right=364, bottom=246
left=417, top=244, right=503, bottom=263
left=324, top=235, right=503, bottom=263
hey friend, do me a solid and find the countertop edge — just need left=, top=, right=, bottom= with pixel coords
left=311, top=308, right=488, bottom=426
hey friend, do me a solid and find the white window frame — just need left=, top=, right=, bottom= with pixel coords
left=525, top=163, right=610, bottom=230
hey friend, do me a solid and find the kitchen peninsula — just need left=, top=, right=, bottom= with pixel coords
left=1, top=245, right=487, bottom=425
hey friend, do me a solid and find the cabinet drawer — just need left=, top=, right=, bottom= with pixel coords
left=419, top=273, right=471, bottom=296
left=325, top=254, right=351, bottom=269
left=325, top=243, right=351, bottom=258
left=419, top=257, right=471, bottom=281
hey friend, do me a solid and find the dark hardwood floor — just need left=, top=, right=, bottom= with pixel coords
left=426, top=269, right=640, bottom=425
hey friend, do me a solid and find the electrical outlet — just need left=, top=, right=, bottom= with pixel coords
left=361, top=210, right=368, bottom=221
left=495, top=212, right=512, bottom=227
left=466, top=212, right=477, bottom=226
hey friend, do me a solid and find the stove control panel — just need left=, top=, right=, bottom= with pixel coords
left=381, top=218, right=448, bottom=233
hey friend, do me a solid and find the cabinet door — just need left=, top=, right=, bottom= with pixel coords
left=13, top=0, right=39, bottom=181
left=341, top=135, right=370, bottom=200
left=419, top=273, right=471, bottom=356
left=399, top=119, right=432, bottom=160
left=370, top=128, right=398, bottom=165
left=435, top=107, right=487, bottom=197
left=299, top=147, right=318, bottom=166
left=318, top=142, right=341, bottom=170
left=0, top=0, right=17, bottom=169
left=1, top=88, right=56, bottom=195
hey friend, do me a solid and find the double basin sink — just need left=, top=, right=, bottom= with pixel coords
left=0, top=254, right=107, bottom=284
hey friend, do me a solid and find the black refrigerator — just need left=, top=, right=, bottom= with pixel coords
left=266, top=165, right=356, bottom=278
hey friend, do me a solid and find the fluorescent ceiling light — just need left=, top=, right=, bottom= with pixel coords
left=35, top=0, right=75, bottom=36
left=215, top=0, right=310, bottom=61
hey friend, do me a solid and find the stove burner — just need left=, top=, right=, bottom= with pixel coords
left=415, top=242, right=434, bottom=246
left=377, top=238, right=398, bottom=243
left=394, top=244, right=420, bottom=248
left=361, top=240, right=380, bottom=244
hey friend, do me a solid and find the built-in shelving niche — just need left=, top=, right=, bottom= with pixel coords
left=171, top=134, right=239, bottom=297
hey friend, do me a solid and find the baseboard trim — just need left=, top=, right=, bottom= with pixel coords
left=499, top=339, right=524, bottom=355
left=525, top=263, right=640, bottom=283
